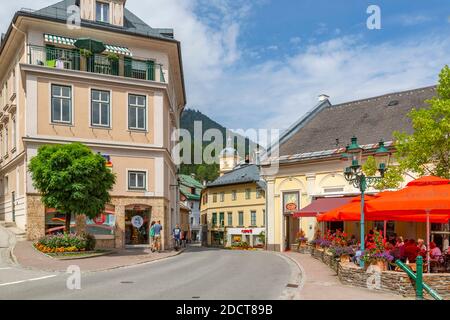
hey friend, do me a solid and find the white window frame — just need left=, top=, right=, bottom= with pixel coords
left=127, top=94, right=147, bottom=131
left=96, top=1, right=110, bottom=23
left=127, top=169, right=147, bottom=191
left=51, top=84, right=72, bottom=124
left=91, top=89, right=111, bottom=128
left=251, top=211, right=257, bottom=226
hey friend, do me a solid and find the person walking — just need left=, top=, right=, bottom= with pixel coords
left=153, top=220, right=163, bottom=253
left=149, top=221, right=156, bottom=252
left=173, top=224, right=182, bottom=250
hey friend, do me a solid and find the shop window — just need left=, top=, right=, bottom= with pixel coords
left=45, top=209, right=74, bottom=234
left=86, top=213, right=115, bottom=236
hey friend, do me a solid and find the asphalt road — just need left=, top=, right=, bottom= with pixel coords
left=0, top=246, right=298, bottom=300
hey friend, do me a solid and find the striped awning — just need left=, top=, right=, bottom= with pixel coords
left=44, top=34, right=133, bottom=57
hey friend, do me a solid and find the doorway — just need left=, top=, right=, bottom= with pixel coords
left=125, top=205, right=151, bottom=245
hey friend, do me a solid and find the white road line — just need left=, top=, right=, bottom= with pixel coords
left=0, top=268, right=12, bottom=270
left=0, top=275, right=57, bottom=287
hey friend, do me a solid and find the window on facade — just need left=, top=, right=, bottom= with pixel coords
left=213, top=193, right=217, bottom=203
left=128, top=171, right=146, bottom=190
left=51, top=85, right=72, bottom=124
left=245, top=189, right=251, bottom=200
left=203, top=194, right=208, bottom=205
left=232, top=190, right=237, bottom=201
left=4, top=176, right=8, bottom=195
left=4, top=127, right=8, bottom=157
left=91, top=90, right=110, bottom=127
left=251, top=211, right=257, bottom=226
left=238, top=211, right=244, bottom=226
left=11, top=117, right=16, bottom=151
left=227, top=212, right=233, bottom=226
left=323, top=187, right=345, bottom=194
left=256, top=187, right=263, bottom=199
left=212, top=213, right=217, bottom=226
left=128, top=94, right=146, bottom=130
left=220, top=192, right=225, bottom=202
left=96, top=1, right=110, bottom=23
left=219, top=213, right=224, bottom=227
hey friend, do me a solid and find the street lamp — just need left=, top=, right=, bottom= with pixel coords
left=343, top=137, right=390, bottom=268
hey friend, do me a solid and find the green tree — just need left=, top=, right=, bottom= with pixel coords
left=29, top=143, right=116, bottom=233
left=362, top=156, right=404, bottom=190
left=394, top=65, right=450, bottom=179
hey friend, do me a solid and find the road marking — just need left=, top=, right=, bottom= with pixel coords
left=0, top=267, right=12, bottom=270
left=0, top=275, right=57, bottom=287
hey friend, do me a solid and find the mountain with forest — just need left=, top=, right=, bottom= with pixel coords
left=179, top=109, right=257, bottom=182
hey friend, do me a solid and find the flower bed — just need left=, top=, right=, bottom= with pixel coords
left=35, top=233, right=96, bottom=254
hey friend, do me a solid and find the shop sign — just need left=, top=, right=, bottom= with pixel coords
left=94, top=214, right=106, bottom=225
left=283, top=192, right=300, bottom=213
left=131, top=216, right=144, bottom=228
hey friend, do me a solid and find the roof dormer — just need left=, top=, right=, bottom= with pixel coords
left=79, top=0, right=126, bottom=27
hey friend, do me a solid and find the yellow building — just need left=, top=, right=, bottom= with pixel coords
left=201, top=146, right=266, bottom=248
left=262, top=87, right=437, bottom=252
left=0, top=0, right=186, bottom=250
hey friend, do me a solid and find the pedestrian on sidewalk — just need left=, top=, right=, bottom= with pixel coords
left=153, top=220, right=163, bottom=253
left=149, top=221, right=156, bottom=252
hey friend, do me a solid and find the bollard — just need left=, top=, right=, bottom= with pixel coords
left=416, top=256, right=423, bottom=300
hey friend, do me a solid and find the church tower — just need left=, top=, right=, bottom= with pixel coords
left=219, top=137, right=240, bottom=176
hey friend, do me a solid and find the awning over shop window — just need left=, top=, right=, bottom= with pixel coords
left=44, top=34, right=133, bottom=57
left=293, top=197, right=353, bottom=218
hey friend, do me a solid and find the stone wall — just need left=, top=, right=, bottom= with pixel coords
left=310, top=246, right=450, bottom=299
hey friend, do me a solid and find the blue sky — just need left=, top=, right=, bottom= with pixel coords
left=1, top=0, right=449, bottom=132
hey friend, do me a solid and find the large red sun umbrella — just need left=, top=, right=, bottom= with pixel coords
left=317, top=195, right=377, bottom=222
left=365, top=176, right=450, bottom=270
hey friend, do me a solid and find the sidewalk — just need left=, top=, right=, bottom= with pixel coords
left=14, top=241, right=184, bottom=273
left=284, top=252, right=408, bottom=300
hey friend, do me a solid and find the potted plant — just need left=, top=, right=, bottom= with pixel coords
left=107, top=53, right=119, bottom=63
left=79, top=48, right=93, bottom=58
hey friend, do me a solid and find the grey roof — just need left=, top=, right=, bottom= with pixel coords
left=207, top=164, right=266, bottom=189
left=24, top=0, right=174, bottom=40
left=277, top=86, right=436, bottom=157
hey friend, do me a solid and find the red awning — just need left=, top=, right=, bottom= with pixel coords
left=293, top=197, right=353, bottom=218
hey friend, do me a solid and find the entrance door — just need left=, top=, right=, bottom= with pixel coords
left=125, top=206, right=151, bottom=245
left=284, top=215, right=290, bottom=251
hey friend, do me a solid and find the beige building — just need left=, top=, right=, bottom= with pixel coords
left=0, top=0, right=186, bottom=249
left=200, top=146, right=266, bottom=248
left=262, top=87, right=437, bottom=252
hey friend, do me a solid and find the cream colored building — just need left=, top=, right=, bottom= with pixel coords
left=0, top=0, right=186, bottom=249
left=262, top=87, right=437, bottom=252
left=200, top=147, right=266, bottom=247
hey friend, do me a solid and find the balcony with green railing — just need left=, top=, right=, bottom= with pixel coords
left=27, top=45, right=167, bottom=83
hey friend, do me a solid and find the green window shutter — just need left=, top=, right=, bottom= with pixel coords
left=147, top=60, right=155, bottom=81
left=124, top=57, right=132, bottom=77
left=72, top=49, right=80, bottom=71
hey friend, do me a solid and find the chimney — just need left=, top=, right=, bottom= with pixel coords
left=318, top=94, right=330, bottom=102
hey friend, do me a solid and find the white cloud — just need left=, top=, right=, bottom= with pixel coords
left=396, top=14, right=433, bottom=26
left=1, top=1, right=448, bottom=135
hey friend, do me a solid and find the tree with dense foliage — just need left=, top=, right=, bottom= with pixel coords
left=29, top=143, right=116, bottom=233
left=362, top=156, right=404, bottom=190
left=394, top=65, right=450, bottom=179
